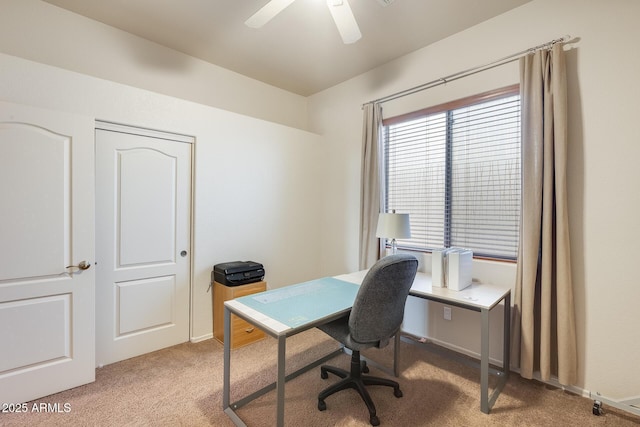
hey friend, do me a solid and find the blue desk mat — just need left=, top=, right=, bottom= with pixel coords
left=234, top=277, right=360, bottom=328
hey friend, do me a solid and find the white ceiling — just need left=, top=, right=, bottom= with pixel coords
left=42, top=0, right=531, bottom=96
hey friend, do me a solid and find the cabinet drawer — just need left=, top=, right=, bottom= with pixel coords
left=213, top=280, right=266, bottom=349
left=231, top=315, right=266, bottom=348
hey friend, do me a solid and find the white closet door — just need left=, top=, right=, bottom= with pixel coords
left=95, top=124, right=192, bottom=366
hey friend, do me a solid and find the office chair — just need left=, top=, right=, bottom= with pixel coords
left=316, top=253, right=418, bottom=426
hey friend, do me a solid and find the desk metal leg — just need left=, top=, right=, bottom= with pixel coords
left=276, top=335, right=286, bottom=427
left=223, top=306, right=247, bottom=426
left=223, top=307, right=231, bottom=410
left=480, top=308, right=490, bottom=414
left=481, top=293, right=511, bottom=414
left=503, top=293, right=511, bottom=380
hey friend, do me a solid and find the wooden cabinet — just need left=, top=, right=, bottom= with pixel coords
left=213, top=281, right=266, bottom=349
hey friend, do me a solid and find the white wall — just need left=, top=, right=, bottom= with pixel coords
left=309, top=0, right=640, bottom=401
left=0, top=0, right=309, bottom=130
left=0, top=52, right=323, bottom=341
left=0, top=0, right=327, bottom=341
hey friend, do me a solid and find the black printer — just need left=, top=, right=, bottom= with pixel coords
left=212, top=261, right=265, bottom=287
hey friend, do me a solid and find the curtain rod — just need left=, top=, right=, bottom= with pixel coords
left=364, top=35, right=571, bottom=107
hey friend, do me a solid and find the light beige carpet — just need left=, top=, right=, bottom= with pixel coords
left=1, top=329, right=638, bottom=426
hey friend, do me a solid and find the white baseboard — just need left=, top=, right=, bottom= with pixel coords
left=590, top=392, right=640, bottom=417
left=404, top=333, right=640, bottom=418
left=404, top=333, right=504, bottom=367
left=401, top=332, right=588, bottom=398
left=190, top=333, right=213, bottom=343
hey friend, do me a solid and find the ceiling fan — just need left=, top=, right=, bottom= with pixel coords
left=245, top=0, right=395, bottom=44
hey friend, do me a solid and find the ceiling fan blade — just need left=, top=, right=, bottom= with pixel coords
left=245, top=0, right=297, bottom=28
left=326, top=0, right=362, bottom=44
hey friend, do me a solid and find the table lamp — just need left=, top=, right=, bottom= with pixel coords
left=376, top=210, right=411, bottom=254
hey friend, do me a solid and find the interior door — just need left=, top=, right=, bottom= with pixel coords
left=95, top=123, right=192, bottom=366
left=0, top=101, right=95, bottom=403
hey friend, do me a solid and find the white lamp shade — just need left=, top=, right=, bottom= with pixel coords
left=375, top=213, right=411, bottom=239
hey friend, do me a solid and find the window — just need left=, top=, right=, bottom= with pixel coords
left=382, top=85, right=521, bottom=260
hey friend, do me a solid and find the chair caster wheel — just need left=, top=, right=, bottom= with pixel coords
left=320, top=369, right=328, bottom=380
left=318, top=399, right=326, bottom=411
left=361, top=361, right=369, bottom=373
left=394, top=388, right=403, bottom=398
left=369, top=415, right=380, bottom=426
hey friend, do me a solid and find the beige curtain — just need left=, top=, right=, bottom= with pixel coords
left=359, top=102, right=384, bottom=269
left=512, top=43, right=577, bottom=385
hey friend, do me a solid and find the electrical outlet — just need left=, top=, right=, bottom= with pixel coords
left=444, top=306, right=452, bottom=321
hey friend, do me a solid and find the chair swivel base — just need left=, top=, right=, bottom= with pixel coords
left=317, top=350, right=403, bottom=426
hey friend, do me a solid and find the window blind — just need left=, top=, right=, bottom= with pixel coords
left=382, top=89, right=521, bottom=259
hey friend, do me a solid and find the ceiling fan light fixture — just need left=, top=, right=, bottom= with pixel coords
left=245, top=0, right=362, bottom=45
left=326, top=0, right=362, bottom=44
left=245, top=0, right=296, bottom=28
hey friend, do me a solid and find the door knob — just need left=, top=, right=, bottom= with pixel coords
left=66, top=261, right=91, bottom=271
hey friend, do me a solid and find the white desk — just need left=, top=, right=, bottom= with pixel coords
left=222, top=271, right=511, bottom=426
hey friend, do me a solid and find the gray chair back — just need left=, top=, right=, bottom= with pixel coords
left=349, top=254, right=418, bottom=345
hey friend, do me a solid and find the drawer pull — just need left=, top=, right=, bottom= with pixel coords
left=245, top=327, right=255, bottom=333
